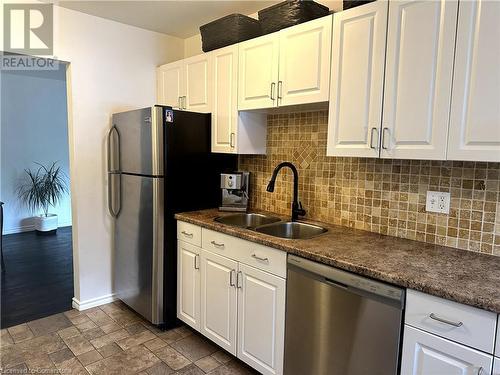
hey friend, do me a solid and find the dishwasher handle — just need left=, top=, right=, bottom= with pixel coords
left=324, top=277, right=349, bottom=290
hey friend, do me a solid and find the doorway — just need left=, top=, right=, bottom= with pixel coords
left=0, top=59, right=73, bottom=327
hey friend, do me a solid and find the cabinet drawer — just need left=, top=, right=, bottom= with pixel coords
left=177, top=221, right=202, bottom=247
left=406, top=289, right=497, bottom=353
left=239, top=242, right=286, bottom=278
left=202, top=229, right=244, bottom=258
left=202, top=228, right=286, bottom=278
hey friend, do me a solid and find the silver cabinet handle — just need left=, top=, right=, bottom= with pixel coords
left=236, top=271, right=243, bottom=289
left=183, top=96, right=187, bottom=109
left=194, top=254, right=200, bottom=270
left=230, top=269, right=236, bottom=287
left=181, top=231, right=193, bottom=238
left=429, top=313, right=463, bottom=327
left=251, top=254, right=269, bottom=262
left=178, top=96, right=181, bottom=109
left=382, top=127, right=389, bottom=150
left=211, top=240, right=225, bottom=248
left=277, top=80, right=283, bottom=101
left=270, top=82, right=276, bottom=101
left=230, top=132, right=235, bottom=148
left=477, top=366, right=484, bottom=375
left=369, top=127, right=379, bottom=149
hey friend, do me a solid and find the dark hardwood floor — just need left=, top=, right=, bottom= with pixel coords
left=1, top=227, right=74, bottom=328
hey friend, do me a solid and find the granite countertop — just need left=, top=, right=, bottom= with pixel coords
left=175, top=209, right=500, bottom=314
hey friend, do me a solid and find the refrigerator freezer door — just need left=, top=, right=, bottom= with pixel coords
left=112, top=107, right=164, bottom=176
left=114, top=173, right=164, bottom=324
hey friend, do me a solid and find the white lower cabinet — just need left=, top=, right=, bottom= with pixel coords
left=176, top=241, right=201, bottom=330
left=177, top=223, right=286, bottom=374
left=401, top=326, right=493, bottom=375
left=200, top=249, right=238, bottom=355
left=237, top=263, right=285, bottom=375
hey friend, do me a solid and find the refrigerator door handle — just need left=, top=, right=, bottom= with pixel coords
left=107, top=125, right=121, bottom=173
left=151, top=177, right=164, bottom=324
left=107, top=125, right=122, bottom=218
left=107, top=172, right=122, bottom=218
left=107, top=173, right=116, bottom=218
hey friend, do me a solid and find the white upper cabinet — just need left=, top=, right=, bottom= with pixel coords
left=212, top=45, right=239, bottom=153
left=238, top=33, right=280, bottom=110
left=157, top=60, right=184, bottom=109
left=238, top=15, right=333, bottom=111
left=157, top=54, right=211, bottom=112
left=184, top=53, right=212, bottom=113
left=326, top=1, right=388, bottom=158
left=401, top=326, right=493, bottom=375
left=211, top=45, right=267, bottom=154
left=381, top=0, right=458, bottom=160
left=278, top=15, right=332, bottom=107
left=447, top=0, right=500, bottom=162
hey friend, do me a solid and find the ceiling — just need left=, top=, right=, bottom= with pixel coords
left=59, top=1, right=282, bottom=38
left=59, top=1, right=342, bottom=39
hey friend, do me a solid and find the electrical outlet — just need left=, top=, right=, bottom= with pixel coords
left=426, top=191, right=450, bottom=214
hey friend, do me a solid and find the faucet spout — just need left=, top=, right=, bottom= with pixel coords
left=266, top=162, right=306, bottom=221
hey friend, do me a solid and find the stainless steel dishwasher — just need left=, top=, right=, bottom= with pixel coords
left=284, top=255, right=405, bottom=375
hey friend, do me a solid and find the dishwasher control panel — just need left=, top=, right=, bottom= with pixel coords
left=288, top=254, right=405, bottom=306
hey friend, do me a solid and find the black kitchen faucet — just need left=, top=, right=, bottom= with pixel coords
left=266, top=162, right=306, bottom=221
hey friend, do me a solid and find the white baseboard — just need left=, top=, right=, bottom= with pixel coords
left=4, top=224, right=35, bottom=235
left=72, top=294, right=117, bottom=311
left=3, top=221, right=73, bottom=235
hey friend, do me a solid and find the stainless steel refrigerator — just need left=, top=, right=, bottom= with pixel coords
left=107, top=106, right=236, bottom=327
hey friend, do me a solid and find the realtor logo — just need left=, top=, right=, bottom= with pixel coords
left=3, top=4, right=53, bottom=55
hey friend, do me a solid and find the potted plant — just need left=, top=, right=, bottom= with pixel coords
left=17, top=162, right=68, bottom=235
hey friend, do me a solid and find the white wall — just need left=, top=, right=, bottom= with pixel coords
left=1, top=65, right=72, bottom=234
left=52, top=6, right=184, bottom=305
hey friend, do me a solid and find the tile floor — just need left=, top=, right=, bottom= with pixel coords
left=0, top=300, right=259, bottom=374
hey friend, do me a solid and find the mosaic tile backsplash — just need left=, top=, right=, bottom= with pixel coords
left=239, top=111, right=500, bottom=256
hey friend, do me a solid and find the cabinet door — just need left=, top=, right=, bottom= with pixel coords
left=381, top=0, right=458, bottom=160
left=401, top=326, right=493, bottom=375
left=237, top=263, right=285, bottom=375
left=200, top=249, right=238, bottom=355
left=184, top=53, right=212, bottom=113
left=447, top=0, right=500, bottom=162
left=326, top=1, right=388, bottom=158
left=177, top=241, right=200, bottom=330
left=212, top=45, right=238, bottom=153
left=278, top=15, right=332, bottom=107
left=157, top=60, right=184, bottom=109
left=238, top=33, right=280, bottom=110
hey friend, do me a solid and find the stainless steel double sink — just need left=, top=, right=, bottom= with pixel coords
left=214, top=213, right=327, bottom=240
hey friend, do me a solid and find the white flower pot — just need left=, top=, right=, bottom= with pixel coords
left=34, top=214, right=58, bottom=235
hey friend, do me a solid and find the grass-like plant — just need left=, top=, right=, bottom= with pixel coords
left=17, top=162, right=68, bottom=217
